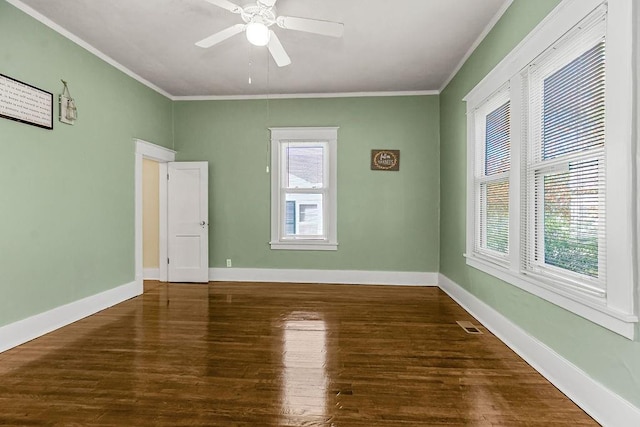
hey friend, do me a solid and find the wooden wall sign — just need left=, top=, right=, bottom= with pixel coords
left=0, top=73, right=53, bottom=130
left=371, top=149, right=400, bottom=171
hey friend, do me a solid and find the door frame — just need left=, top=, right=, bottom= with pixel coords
left=134, top=139, right=176, bottom=293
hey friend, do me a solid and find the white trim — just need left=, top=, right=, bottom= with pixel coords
left=270, top=127, right=338, bottom=250
left=0, top=281, right=137, bottom=354
left=464, top=0, right=637, bottom=339
left=636, top=0, right=640, bottom=326
left=143, top=268, right=160, bottom=280
left=603, top=0, right=636, bottom=315
left=466, top=256, right=636, bottom=338
left=134, top=139, right=176, bottom=292
left=135, top=139, right=176, bottom=161
left=269, top=242, right=338, bottom=251
left=210, top=268, right=437, bottom=286
left=158, top=163, right=169, bottom=282
left=438, top=273, right=640, bottom=427
left=173, top=90, right=438, bottom=101
left=440, top=0, right=514, bottom=92
left=5, top=0, right=172, bottom=99
left=464, top=0, right=603, bottom=105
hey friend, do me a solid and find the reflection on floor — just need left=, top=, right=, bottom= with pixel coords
left=282, top=312, right=328, bottom=422
left=0, top=281, right=596, bottom=426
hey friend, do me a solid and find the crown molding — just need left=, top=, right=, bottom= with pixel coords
left=5, top=0, right=173, bottom=99
left=172, top=90, right=439, bottom=101
left=439, top=0, right=514, bottom=93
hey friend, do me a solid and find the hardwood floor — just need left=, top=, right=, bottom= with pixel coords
left=0, top=282, right=596, bottom=426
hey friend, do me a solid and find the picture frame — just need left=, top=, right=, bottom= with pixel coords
left=0, top=73, right=53, bottom=130
left=371, top=149, right=400, bottom=171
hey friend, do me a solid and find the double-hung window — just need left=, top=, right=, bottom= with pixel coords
left=270, top=127, right=338, bottom=251
left=523, top=16, right=607, bottom=295
left=465, top=0, right=637, bottom=338
left=472, top=89, right=511, bottom=262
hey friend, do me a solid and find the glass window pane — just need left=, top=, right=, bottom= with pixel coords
left=542, top=42, right=605, bottom=160
left=285, top=145, right=324, bottom=189
left=284, top=193, right=323, bottom=237
left=542, top=160, right=600, bottom=277
left=481, top=180, right=509, bottom=254
left=285, top=201, right=296, bottom=235
left=485, top=101, right=510, bottom=175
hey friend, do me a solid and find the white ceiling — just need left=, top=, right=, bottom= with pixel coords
left=14, top=0, right=510, bottom=98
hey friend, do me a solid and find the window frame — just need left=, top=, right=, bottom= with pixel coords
left=464, top=0, right=637, bottom=339
left=270, top=127, right=338, bottom=251
left=523, top=17, right=608, bottom=295
left=472, top=87, right=511, bottom=265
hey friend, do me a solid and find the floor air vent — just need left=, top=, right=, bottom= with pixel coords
left=456, top=320, right=483, bottom=334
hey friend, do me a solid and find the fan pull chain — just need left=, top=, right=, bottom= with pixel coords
left=248, top=46, right=253, bottom=84
left=266, top=46, right=271, bottom=174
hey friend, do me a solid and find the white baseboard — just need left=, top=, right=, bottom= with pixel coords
left=0, top=281, right=139, bottom=354
left=438, top=273, right=640, bottom=427
left=210, top=268, right=437, bottom=286
left=143, top=268, right=160, bottom=280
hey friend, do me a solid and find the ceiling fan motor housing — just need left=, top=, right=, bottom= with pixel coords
left=196, top=0, right=344, bottom=67
left=241, top=3, right=276, bottom=26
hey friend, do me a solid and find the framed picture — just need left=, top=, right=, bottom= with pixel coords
left=371, top=149, right=400, bottom=171
left=0, top=73, right=53, bottom=130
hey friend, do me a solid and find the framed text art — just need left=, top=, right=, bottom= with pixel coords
left=0, top=74, right=53, bottom=130
left=371, top=149, right=400, bottom=171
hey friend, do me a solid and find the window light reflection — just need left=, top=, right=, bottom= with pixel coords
left=281, top=313, right=328, bottom=421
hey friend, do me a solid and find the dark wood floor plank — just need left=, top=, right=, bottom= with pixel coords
left=0, top=281, right=595, bottom=426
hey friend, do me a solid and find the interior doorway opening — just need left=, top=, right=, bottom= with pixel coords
left=134, top=139, right=176, bottom=293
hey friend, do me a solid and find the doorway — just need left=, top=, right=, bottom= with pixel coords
left=134, top=139, right=176, bottom=293
left=142, top=158, right=160, bottom=280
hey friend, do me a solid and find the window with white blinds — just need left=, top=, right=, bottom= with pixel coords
left=522, top=9, right=607, bottom=295
left=464, top=0, right=637, bottom=338
left=473, top=90, right=510, bottom=260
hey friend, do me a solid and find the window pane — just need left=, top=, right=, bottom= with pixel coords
left=542, top=42, right=605, bottom=160
left=284, top=193, right=323, bottom=237
left=285, top=201, right=296, bottom=235
left=481, top=180, right=509, bottom=253
left=285, top=145, right=324, bottom=189
left=485, top=101, right=510, bottom=175
left=541, top=160, right=601, bottom=278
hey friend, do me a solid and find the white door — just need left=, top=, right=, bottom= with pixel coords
left=167, top=161, right=209, bottom=283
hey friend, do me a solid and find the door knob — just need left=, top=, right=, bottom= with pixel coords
left=200, top=221, right=207, bottom=226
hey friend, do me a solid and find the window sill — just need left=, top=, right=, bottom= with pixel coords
left=465, top=254, right=637, bottom=339
left=270, top=241, right=338, bottom=251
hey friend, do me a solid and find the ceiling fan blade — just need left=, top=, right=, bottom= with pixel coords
left=195, top=24, right=245, bottom=48
left=203, top=0, right=243, bottom=13
left=258, top=0, right=277, bottom=7
left=268, top=31, right=291, bottom=67
left=277, top=16, right=344, bottom=38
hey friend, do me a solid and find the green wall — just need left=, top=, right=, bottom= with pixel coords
left=0, top=1, right=173, bottom=327
left=174, top=96, right=440, bottom=271
left=3, top=0, right=639, bottom=413
left=439, top=0, right=640, bottom=407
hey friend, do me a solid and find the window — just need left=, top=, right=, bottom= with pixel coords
left=465, top=0, right=637, bottom=339
left=473, top=89, right=511, bottom=261
left=523, top=21, right=607, bottom=294
left=270, top=127, right=338, bottom=250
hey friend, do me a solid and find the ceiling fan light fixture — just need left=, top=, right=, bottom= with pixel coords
left=246, top=21, right=270, bottom=46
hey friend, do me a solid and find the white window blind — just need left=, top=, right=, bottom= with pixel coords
left=464, top=0, right=636, bottom=338
left=523, top=8, right=607, bottom=295
left=474, top=90, right=511, bottom=259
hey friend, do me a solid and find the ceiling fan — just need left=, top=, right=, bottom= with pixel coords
left=195, top=0, right=344, bottom=67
